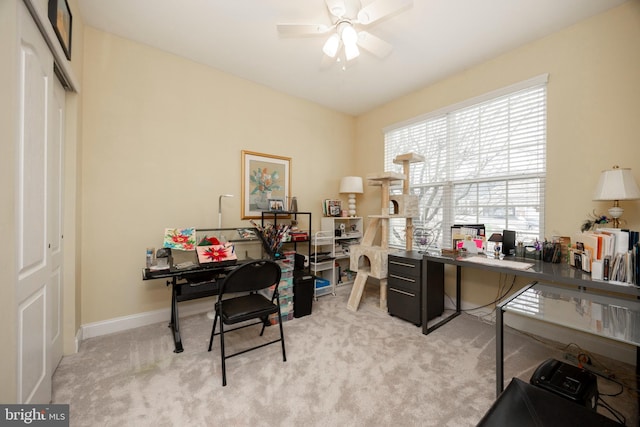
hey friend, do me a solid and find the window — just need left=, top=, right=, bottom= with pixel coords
left=384, top=75, right=547, bottom=250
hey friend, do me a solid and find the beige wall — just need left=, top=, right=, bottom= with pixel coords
left=63, top=0, right=84, bottom=354
left=0, top=0, right=19, bottom=404
left=355, top=2, right=640, bottom=309
left=80, top=27, right=356, bottom=324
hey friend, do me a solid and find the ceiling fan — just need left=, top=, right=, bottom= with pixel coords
left=277, top=0, right=413, bottom=63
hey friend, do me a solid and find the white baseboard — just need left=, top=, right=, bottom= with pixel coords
left=75, top=328, right=82, bottom=353
left=445, top=297, right=636, bottom=365
left=80, top=298, right=214, bottom=340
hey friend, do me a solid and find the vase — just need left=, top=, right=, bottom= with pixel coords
left=255, top=191, right=271, bottom=209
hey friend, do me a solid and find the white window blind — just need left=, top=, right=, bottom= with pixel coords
left=384, top=75, right=547, bottom=250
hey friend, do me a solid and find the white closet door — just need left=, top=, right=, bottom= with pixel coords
left=16, top=2, right=55, bottom=404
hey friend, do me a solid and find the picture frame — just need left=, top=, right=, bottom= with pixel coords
left=48, top=0, right=73, bottom=60
left=242, top=151, right=291, bottom=219
left=268, top=198, right=285, bottom=212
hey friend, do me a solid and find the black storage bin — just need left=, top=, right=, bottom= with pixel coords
left=293, top=272, right=314, bottom=318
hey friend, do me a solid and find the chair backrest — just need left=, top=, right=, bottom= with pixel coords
left=219, top=259, right=282, bottom=296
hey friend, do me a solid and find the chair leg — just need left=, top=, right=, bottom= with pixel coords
left=208, top=309, right=219, bottom=352
left=259, top=316, right=268, bottom=336
left=220, top=320, right=227, bottom=386
left=278, top=311, right=287, bottom=362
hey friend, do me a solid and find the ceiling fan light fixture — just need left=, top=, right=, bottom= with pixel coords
left=322, top=33, right=341, bottom=58
left=340, top=23, right=358, bottom=46
left=344, top=42, right=360, bottom=61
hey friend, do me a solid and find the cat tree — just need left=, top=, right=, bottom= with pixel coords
left=346, top=153, right=424, bottom=312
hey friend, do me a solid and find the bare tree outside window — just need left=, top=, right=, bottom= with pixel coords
left=385, top=78, right=547, bottom=251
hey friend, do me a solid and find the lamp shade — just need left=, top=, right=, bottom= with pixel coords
left=593, top=166, right=640, bottom=201
left=339, top=176, right=363, bottom=194
left=322, top=34, right=340, bottom=58
left=488, top=233, right=503, bottom=243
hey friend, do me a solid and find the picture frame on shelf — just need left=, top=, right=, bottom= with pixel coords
left=242, top=151, right=291, bottom=219
left=323, top=199, right=342, bottom=217
left=268, top=198, right=285, bottom=212
left=48, top=0, right=73, bottom=60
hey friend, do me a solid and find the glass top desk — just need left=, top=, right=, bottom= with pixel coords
left=423, top=253, right=640, bottom=400
left=142, top=227, right=264, bottom=353
left=497, top=282, right=640, bottom=397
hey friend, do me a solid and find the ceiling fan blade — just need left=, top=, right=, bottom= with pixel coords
left=325, top=0, right=362, bottom=19
left=357, top=0, right=413, bottom=26
left=325, top=0, right=347, bottom=18
left=357, top=31, right=393, bottom=58
left=277, top=23, right=330, bottom=36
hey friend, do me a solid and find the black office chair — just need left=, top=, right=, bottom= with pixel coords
left=207, top=259, right=286, bottom=386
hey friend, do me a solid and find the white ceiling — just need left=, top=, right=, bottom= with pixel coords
left=77, top=0, right=627, bottom=116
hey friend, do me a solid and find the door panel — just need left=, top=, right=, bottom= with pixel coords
left=49, top=78, right=65, bottom=372
left=16, top=2, right=53, bottom=404
left=18, top=288, right=47, bottom=403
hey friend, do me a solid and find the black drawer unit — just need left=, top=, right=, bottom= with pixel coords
left=388, top=251, right=423, bottom=325
left=388, top=251, right=444, bottom=326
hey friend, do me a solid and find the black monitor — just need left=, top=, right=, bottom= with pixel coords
left=502, top=230, right=516, bottom=256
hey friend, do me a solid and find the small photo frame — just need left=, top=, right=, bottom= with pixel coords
left=268, top=198, right=285, bottom=211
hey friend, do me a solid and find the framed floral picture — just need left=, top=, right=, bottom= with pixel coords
left=242, top=151, right=291, bottom=219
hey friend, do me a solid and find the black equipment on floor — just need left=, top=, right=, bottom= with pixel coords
left=477, top=378, right=619, bottom=427
left=530, top=358, right=599, bottom=410
left=293, top=271, right=314, bottom=318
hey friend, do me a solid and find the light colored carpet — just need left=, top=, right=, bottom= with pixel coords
left=52, top=285, right=637, bottom=426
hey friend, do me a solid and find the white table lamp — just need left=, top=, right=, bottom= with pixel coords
left=593, top=165, right=640, bottom=228
left=339, top=176, right=363, bottom=217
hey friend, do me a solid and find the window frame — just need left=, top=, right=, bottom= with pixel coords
left=384, top=74, right=548, bottom=251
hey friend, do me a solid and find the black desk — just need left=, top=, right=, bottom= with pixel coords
left=142, top=227, right=267, bottom=352
left=423, top=253, right=640, bottom=403
left=143, top=260, right=245, bottom=353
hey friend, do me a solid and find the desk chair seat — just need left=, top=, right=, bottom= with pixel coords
left=207, top=259, right=286, bottom=386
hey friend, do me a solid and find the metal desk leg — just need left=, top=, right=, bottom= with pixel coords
left=496, top=305, right=504, bottom=397
left=422, top=260, right=461, bottom=335
left=169, top=278, right=184, bottom=353
left=495, top=283, right=535, bottom=397
left=456, top=265, right=461, bottom=312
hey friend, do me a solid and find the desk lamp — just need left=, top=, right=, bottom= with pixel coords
left=592, top=166, right=640, bottom=228
left=339, top=176, right=363, bottom=217
left=488, top=233, right=502, bottom=258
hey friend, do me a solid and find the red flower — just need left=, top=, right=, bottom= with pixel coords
left=172, top=234, right=189, bottom=244
left=204, top=246, right=228, bottom=261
